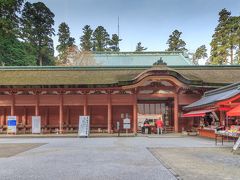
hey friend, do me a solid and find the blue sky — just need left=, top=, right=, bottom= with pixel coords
left=29, top=0, right=240, bottom=54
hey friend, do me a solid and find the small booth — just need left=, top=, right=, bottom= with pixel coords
left=183, top=82, right=240, bottom=139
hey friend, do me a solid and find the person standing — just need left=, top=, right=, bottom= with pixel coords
left=156, top=116, right=163, bottom=135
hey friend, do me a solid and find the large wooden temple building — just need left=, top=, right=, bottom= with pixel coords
left=0, top=52, right=240, bottom=134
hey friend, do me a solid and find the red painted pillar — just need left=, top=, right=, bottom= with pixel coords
left=174, top=94, right=179, bottom=132
left=133, top=93, right=138, bottom=134
left=220, top=110, right=225, bottom=126
left=35, top=94, right=39, bottom=116
left=107, top=94, right=112, bottom=134
left=84, top=94, right=88, bottom=116
left=11, top=94, right=15, bottom=116
left=59, top=94, right=63, bottom=134
left=23, top=107, right=27, bottom=125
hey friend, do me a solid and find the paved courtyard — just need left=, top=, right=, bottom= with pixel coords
left=0, top=136, right=237, bottom=180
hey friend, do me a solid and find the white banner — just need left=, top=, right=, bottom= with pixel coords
left=78, top=116, right=90, bottom=137
left=32, top=116, right=41, bottom=134
left=7, top=116, right=17, bottom=134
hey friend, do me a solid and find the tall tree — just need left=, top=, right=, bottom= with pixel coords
left=56, top=22, right=75, bottom=63
left=167, top=30, right=187, bottom=51
left=0, top=0, right=24, bottom=37
left=0, top=35, right=36, bottom=66
left=21, top=2, right=55, bottom=66
left=0, top=0, right=37, bottom=66
left=135, top=42, right=147, bottom=52
left=210, top=9, right=231, bottom=64
left=109, top=34, right=121, bottom=52
left=92, top=26, right=110, bottom=51
left=192, top=45, right=208, bottom=65
left=80, top=25, right=93, bottom=51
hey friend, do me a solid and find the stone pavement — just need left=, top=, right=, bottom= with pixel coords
left=0, top=136, right=234, bottom=180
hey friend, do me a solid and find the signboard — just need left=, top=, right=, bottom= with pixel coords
left=123, top=118, right=131, bottom=129
left=233, top=137, right=240, bottom=151
left=7, top=116, right=17, bottom=134
left=32, top=116, right=41, bottom=134
left=78, top=116, right=90, bottom=137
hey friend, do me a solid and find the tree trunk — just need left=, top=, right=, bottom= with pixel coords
left=230, top=46, right=233, bottom=65
left=39, top=55, right=43, bottom=66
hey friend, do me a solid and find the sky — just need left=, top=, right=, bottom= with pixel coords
left=28, top=0, right=240, bottom=57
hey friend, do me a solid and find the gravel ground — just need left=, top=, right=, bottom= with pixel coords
left=150, top=147, right=240, bottom=180
left=0, top=136, right=234, bottom=180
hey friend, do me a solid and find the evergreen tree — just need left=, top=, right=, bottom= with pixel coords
left=0, top=0, right=37, bottom=66
left=192, top=45, right=208, bottom=65
left=210, top=9, right=231, bottom=64
left=21, top=2, right=55, bottom=66
left=109, top=34, right=121, bottom=52
left=92, top=26, right=110, bottom=51
left=80, top=25, right=93, bottom=51
left=0, top=35, right=36, bottom=66
left=166, top=30, right=187, bottom=51
left=135, top=42, right=147, bottom=52
left=0, top=0, right=24, bottom=37
left=56, top=22, right=75, bottom=63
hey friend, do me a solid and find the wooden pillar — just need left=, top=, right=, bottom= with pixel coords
left=220, top=110, right=225, bottom=126
left=84, top=94, right=88, bottom=116
left=35, top=94, right=39, bottom=116
left=11, top=94, right=15, bottom=116
left=107, top=94, right=112, bottom=134
left=3, top=108, right=6, bottom=125
left=59, top=94, right=63, bottom=134
left=67, top=107, right=70, bottom=126
left=23, top=107, right=27, bottom=125
left=133, top=93, right=138, bottom=134
left=174, top=94, right=179, bottom=132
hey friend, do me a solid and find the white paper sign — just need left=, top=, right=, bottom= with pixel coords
left=32, top=116, right=41, bottom=134
left=78, top=116, right=90, bottom=137
left=233, top=137, right=240, bottom=151
left=123, top=118, right=131, bottom=129
left=7, top=116, right=17, bottom=134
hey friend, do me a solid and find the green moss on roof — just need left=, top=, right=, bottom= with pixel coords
left=0, top=65, right=239, bottom=87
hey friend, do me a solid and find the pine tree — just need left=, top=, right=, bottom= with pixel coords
left=192, top=45, right=208, bottom=65
left=92, top=26, right=110, bottom=51
left=21, top=2, right=55, bottom=66
left=109, top=34, right=121, bottom=52
left=135, top=42, right=147, bottom=52
left=80, top=25, right=93, bottom=51
left=166, top=30, right=187, bottom=51
left=210, top=9, right=231, bottom=64
left=56, top=22, right=75, bottom=63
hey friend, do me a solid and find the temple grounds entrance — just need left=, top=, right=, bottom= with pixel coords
left=137, top=98, right=174, bottom=133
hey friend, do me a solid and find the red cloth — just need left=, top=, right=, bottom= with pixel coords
left=156, top=119, right=163, bottom=128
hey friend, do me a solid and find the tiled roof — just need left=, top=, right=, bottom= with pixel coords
left=184, top=82, right=240, bottom=110
left=93, top=51, right=192, bottom=66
